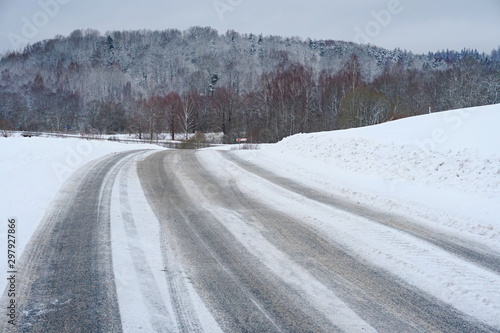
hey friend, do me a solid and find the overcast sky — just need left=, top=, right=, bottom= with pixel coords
left=0, top=0, right=499, bottom=55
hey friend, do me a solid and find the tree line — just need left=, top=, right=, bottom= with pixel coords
left=1, top=27, right=499, bottom=142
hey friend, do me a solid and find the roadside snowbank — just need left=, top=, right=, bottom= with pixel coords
left=235, top=104, right=500, bottom=248
left=275, top=104, right=498, bottom=197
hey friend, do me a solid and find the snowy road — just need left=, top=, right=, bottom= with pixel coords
left=137, top=150, right=499, bottom=332
left=2, top=148, right=499, bottom=332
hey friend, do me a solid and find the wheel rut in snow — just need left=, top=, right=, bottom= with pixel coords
left=116, top=155, right=175, bottom=332
left=191, top=150, right=498, bottom=333
left=138, top=150, right=339, bottom=333
left=221, top=152, right=500, bottom=275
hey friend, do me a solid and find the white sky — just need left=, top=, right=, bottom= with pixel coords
left=0, top=0, right=499, bottom=55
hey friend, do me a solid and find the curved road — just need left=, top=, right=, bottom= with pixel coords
left=2, top=149, right=499, bottom=332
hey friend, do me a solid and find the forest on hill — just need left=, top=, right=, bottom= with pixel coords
left=1, top=26, right=499, bottom=142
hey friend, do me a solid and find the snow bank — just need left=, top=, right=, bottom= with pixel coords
left=0, top=137, right=162, bottom=264
left=275, top=104, right=499, bottom=198
left=237, top=104, right=500, bottom=247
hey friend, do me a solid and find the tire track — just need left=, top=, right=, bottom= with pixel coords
left=116, top=154, right=175, bottom=332
left=137, top=153, right=208, bottom=333
left=138, top=151, right=339, bottom=333
left=221, top=152, right=500, bottom=274
left=189, top=151, right=499, bottom=333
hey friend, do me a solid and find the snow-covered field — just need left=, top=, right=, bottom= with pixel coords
left=1, top=103, right=499, bottom=329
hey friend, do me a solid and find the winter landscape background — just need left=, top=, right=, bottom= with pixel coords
left=1, top=27, right=499, bottom=142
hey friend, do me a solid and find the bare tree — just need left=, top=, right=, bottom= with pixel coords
left=179, top=92, right=197, bottom=140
